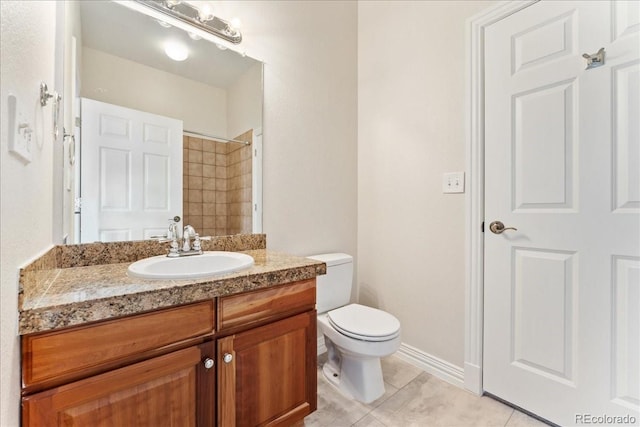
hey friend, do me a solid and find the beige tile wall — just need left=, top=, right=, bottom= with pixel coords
left=227, top=129, right=253, bottom=235
left=182, top=130, right=253, bottom=237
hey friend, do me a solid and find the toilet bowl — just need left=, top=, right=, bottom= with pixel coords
left=318, top=305, right=401, bottom=403
left=308, top=253, right=401, bottom=403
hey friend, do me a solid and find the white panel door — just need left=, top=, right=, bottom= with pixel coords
left=484, top=1, right=639, bottom=426
left=80, top=99, right=182, bottom=242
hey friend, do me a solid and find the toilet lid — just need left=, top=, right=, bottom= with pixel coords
left=328, top=304, right=400, bottom=342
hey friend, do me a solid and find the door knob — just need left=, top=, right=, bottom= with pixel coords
left=223, top=353, right=233, bottom=364
left=489, top=221, right=517, bottom=234
left=203, top=358, right=214, bottom=370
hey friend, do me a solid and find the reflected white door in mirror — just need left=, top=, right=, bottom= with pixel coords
left=80, top=99, right=183, bottom=243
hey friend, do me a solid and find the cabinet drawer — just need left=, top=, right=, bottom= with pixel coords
left=218, top=279, right=316, bottom=332
left=22, top=300, right=214, bottom=389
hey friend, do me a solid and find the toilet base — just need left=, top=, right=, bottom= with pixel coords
left=322, top=338, right=386, bottom=404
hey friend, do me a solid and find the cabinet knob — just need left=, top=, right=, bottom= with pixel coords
left=203, top=358, right=214, bottom=369
left=223, top=353, right=233, bottom=364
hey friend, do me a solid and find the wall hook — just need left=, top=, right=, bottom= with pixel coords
left=582, top=47, right=605, bottom=70
left=40, top=82, right=54, bottom=106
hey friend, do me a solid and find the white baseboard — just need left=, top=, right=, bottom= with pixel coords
left=395, top=343, right=465, bottom=389
left=317, top=338, right=465, bottom=390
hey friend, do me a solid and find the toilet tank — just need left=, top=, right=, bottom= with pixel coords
left=307, top=253, right=353, bottom=314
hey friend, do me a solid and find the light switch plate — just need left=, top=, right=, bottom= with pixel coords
left=7, top=94, right=32, bottom=164
left=442, top=172, right=465, bottom=194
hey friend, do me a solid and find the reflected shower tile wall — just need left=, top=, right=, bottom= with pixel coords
left=227, top=129, right=253, bottom=235
left=183, top=135, right=227, bottom=236
left=183, top=132, right=252, bottom=237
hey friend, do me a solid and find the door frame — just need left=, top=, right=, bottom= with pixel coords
left=463, top=0, right=538, bottom=395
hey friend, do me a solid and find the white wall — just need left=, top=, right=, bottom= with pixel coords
left=227, top=62, right=263, bottom=139
left=358, top=0, right=494, bottom=368
left=81, top=47, right=228, bottom=136
left=0, top=1, right=57, bottom=425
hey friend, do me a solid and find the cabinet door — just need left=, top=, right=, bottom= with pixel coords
left=218, top=311, right=317, bottom=427
left=22, top=342, right=216, bottom=427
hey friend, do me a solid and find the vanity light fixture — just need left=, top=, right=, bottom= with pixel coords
left=135, top=0, right=242, bottom=44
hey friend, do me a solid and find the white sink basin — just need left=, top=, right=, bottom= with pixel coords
left=127, top=251, right=254, bottom=280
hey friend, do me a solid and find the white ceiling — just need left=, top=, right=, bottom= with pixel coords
left=80, top=1, right=259, bottom=89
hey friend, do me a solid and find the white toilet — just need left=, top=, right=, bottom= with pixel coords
left=308, top=253, right=401, bottom=403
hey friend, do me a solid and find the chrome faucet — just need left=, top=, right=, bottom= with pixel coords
left=151, top=217, right=205, bottom=257
left=166, top=224, right=202, bottom=257
left=182, top=225, right=197, bottom=252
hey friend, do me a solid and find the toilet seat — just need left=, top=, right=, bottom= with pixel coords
left=328, top=304, right=400, bottom=342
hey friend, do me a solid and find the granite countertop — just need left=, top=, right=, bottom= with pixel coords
left=19, top=241, right=326, bottom=335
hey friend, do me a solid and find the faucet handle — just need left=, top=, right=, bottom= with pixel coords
left=167, top=236, right=180, bottom=257
left=192, top=233, right=202, bottom=251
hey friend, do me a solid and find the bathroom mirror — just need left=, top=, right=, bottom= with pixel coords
left=58, top=0, right=263, bottom=244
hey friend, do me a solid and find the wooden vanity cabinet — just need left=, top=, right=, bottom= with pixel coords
left=21, top=278, right=318, bottom=427
left=216, top=279, right=317, bottom=427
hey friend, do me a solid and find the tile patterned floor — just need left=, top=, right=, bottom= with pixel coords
left=305, top=355, right=550, bottom=427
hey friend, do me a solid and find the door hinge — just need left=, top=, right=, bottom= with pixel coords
left=74, top=197, right=82, bottom=212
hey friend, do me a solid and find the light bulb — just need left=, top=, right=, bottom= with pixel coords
left=198, top=4, right=214, bottom=22
left=227, top=17, right=241, bottom=35
left=164, top=41, right=188, bottom=61
left=230, top=18, right=242, bottom=30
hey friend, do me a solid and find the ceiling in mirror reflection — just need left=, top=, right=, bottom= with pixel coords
left=80, top=1, right=256, bottom=88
